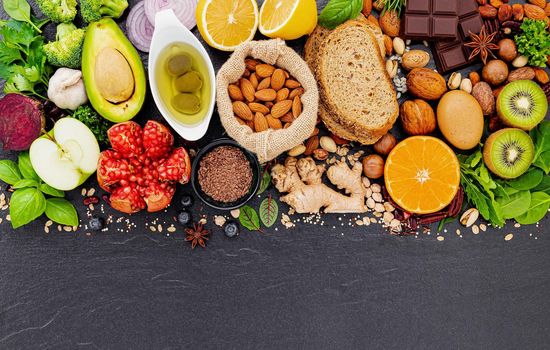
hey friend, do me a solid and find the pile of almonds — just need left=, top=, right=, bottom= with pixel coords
left=229, top=58, right=304, bottom=133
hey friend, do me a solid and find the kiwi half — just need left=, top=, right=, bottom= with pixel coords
left=497, top=80, right=548, bottom=131
left=483, top=128, right=535, bottom=179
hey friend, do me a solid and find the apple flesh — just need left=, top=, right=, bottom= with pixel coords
left=30, top=118, right=100, bottom=191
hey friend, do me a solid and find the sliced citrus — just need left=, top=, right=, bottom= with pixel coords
left=196, top=0, right=258, bottom=52
left=259, top=0, right=317, bottom=40
left=384, top=136, right=461, bottom=215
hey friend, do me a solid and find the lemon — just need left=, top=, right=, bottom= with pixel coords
left=259, top=0, right=318, bottom=40
left=196, top=0, right=258, bottom=52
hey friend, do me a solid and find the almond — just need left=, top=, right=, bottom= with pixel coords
left=524, top=3, right=547, bottom=19
left=529, top=0, right=547, bottom=9
left=249, top=73, right=259, bottom=89
left=284, top=79, right=301, bottom=89
left=507, top=67, right=535, bottom=82
left=245, top=58, right=259, bottom=71
left=310, top=127, right=319, bottom=137
left=236, top=117, right=246, bottom=126
left=248, top=102, right=270, bottom=114
left=255, top=89, right=277, bottom=102
left=271, top=100, right=293, bottom=118
left=271, top=69, right=286, bottom=91
left=330, top=133, right=349, bottom=145
left=362, top=0, right=372, bottom=16
left=469, top=71, right=481, bottom=86
left=253, top=112, right=269, bottom=132
left=257, top=77, right=271, bottom=90
left=276, top=88, right=290, bottom=102
left=240, top=78, right=255, bottom=102
left=228, top=84, right=244, bottom=101
left=280, top=113, right=295, bottom=123
left=546, top=3, right=550, bottom=16
left=383, top=35, right=393, bottom=56
left=367, top=14, right=380, bottom=27
left=292, top=96, right=302, bottom=118
left=534, top=67, right=550, bottom=84
left=266, top=114, right=283, bottom=129
left=304, top=136, right=319, bottom=156
left=289, top=87, right=305, bottom=99
left=255, top=64, right=275, bottom=78
left=379, top=10, right=400, bottom=37
left=232, top=101, right=253, bottom=121
left=265, top=101, right=274, bottom=109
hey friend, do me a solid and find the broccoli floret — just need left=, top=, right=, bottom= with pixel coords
left=71, top=105, right=112, bottom=146
left=43, top=23, right=86, bottom=69
left=80, top=0, right=129, bottom=23
left=35, top=0, right=77, bottom=23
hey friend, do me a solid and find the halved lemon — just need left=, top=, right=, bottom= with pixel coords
left=196, top=0, right=258, bottom=52
left=259, top=0, right=317, bottom=40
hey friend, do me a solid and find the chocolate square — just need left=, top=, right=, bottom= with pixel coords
left=402, top=0, right=459, bottom=40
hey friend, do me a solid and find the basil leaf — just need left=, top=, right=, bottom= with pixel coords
left=259, top=196, right=278, bottom=228
left=18, top=152, right=39, bottom=181
left=515, top=192, right=550, bottom=225
left=257, top=170, right=271, bottom=195
left=239, top=205, right=261, bottom=231
left=45, top=198, right=78, bottom=226
left=507, top=168, right=544, bottom=191
left=39, top=183, right=65, bottom=197
left=12, top=179, right=39, bottom=189
left=0, top=160, right=22, bottom=185
left=533, top=176, right=550, bottom=195
left=9, top=187, right=46, bottom=229
left=497, top=190, right=531, bottom=220
left=319, top=0, right=363, bottom=30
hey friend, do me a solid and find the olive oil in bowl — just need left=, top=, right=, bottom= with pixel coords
left=155, top=43, right=212, bottom=126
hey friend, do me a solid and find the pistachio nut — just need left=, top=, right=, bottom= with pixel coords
left=460, top=78, right=473, bottom=94
left=460, top=208, right=479, bottom=228
left=386, top=59, right=398, bottom=78
left=447, top=72, right=462, bottom=90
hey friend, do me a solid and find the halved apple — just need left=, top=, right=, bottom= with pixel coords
left=30, top=118, right=100, bottom=191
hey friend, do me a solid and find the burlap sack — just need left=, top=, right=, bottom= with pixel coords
left=216, top=39, right=319, bottom=163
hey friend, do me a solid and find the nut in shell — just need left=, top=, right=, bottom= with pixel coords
left=386, top=60, right=398, bottom=78
left=447, top=72, right=462, bottom=90
left=460, top=208, right=479, bottom=227
left=401, top=50, right=430, bottom=70
left=400, top=99, right=437, bottom=135
left=407, top=68, right=447, bottom=100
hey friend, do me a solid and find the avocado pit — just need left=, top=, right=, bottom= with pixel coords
left=94, top=47, right=135, bottom=103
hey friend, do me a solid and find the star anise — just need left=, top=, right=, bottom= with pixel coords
left=464, top=25, right=499, bottom=65
left=185, top=223, right=209, bottom=249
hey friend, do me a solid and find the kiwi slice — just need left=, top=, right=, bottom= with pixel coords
left=483, top=128, right=535, bottom=179
left=497, top=80, right=548, bottom=131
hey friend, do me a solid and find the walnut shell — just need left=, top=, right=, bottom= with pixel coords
left=471, top=82, right=495, bottom=116
left=406, top=68, right=447, bottom=100
left=399, top=99, right=437, bottom=135
left=401, top=50, right=430, bottom=70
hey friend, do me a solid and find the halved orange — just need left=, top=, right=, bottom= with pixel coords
left=384, top=136, right=461, bottom=215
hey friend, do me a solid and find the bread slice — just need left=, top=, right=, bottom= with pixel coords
left=317, top=20, right=398, bottom=144
left=319, top=104, right=382, bottom=144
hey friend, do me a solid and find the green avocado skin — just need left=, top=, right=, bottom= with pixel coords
left=82, top=18, right=146, bottom=123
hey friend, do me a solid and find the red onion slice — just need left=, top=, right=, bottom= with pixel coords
left=144, top=0, right=197, bottom=30
left=126, top=0, right=154, bottom=53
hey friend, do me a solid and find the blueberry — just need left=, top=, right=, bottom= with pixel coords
left=89, top=217, right=105, bottom=231
left=180, top=195, right=193, bottom=208
left=177, top=210, right=192, bottom=225
left=223, top=220, right=240, bottom=238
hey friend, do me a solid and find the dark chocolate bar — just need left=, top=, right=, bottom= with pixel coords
left=402, top=0, right=459, bottom=40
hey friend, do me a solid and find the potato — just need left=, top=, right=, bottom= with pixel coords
left=437, top=90, right=484, bottom=150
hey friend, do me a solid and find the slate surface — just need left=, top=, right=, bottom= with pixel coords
left=1, top=1, right=550, bottom=349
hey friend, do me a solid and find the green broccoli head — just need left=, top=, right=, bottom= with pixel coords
left=80, top=0, right=129, bottom=23
left=43, top=23, right=86, bottom=69
left=36, top=0, right=77, bottom=23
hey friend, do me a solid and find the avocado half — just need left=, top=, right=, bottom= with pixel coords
left=82, top=18, right=146, bottom=122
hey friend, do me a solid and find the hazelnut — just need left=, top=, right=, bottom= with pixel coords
left=497, top=38, right=517, bottom=62
left=482, top=59, right=509, bottom=86
left=362, top=155, right=385, bottom=179
left=373, top=133, right=397, bottom=156
left=399, top=99, right=437, bottom=135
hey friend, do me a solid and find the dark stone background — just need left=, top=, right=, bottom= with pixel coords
left=1, top=0, right=549, bottom=349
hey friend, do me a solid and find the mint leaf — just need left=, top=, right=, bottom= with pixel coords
left=39, top=183, right=64, bottom=197
left=259, top=196, right=278, bottom=228
left=9, top=187, right=46, bottom=228
left=239, top=205, right=261, bottom=231
left=12, top=179, right=39, bottom=189
left=18, top=152, right=39, bottom=181
left=0, top=159, right=22, bottom=185
left=45, top=198, right=78, bottom=226
left=319, top=0, right=363, bottom=30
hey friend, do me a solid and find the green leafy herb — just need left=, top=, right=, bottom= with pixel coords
left=515, top=19, right=550, bottom=68
left=71, top=105, right=112, bottom=146
left=45, top=198, right=78, bottom=226
left=496, top=190, right=531, bottom=220
left=239, top=205, right=261, bottom=232
left=40, top=183, right=64, bottom=197
left=257, top=168, right=271, bottom=195
left=515, top=192, right=550, bottom=225
left=259, top=196, right=278, bottom=228
left=2, top=0, right=42, bottom=33
left=9, top=187, right=46, bottom=228
left=319, top=0, right=363, bottom=30
left=506, top=168, right=544, bottom=191
left=12, top=178, right=39, bottom=189
left=0, top=159, right=22, bottom=185
left=18, top=151, right=39, bottom=181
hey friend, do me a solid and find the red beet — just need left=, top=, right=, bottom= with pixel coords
left=0, top=94, right=45, bottom=151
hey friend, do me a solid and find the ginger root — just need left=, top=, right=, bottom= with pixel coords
left=271, top=157, right=370, bottom=213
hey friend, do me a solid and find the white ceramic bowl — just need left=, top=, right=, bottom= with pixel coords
left=148, top=9, right=215, bottom=141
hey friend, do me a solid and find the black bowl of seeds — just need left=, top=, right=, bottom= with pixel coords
left=191, top=139, right=261, bottom=210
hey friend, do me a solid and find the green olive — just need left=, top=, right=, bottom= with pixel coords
left=166, top=53, right=193, bottom=76
left=174, top=71, right=203, bottom=93
left=172, top=93, right=201, bottom=114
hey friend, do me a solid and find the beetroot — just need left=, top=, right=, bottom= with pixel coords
left=0, top=94, right=45, bottom=151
